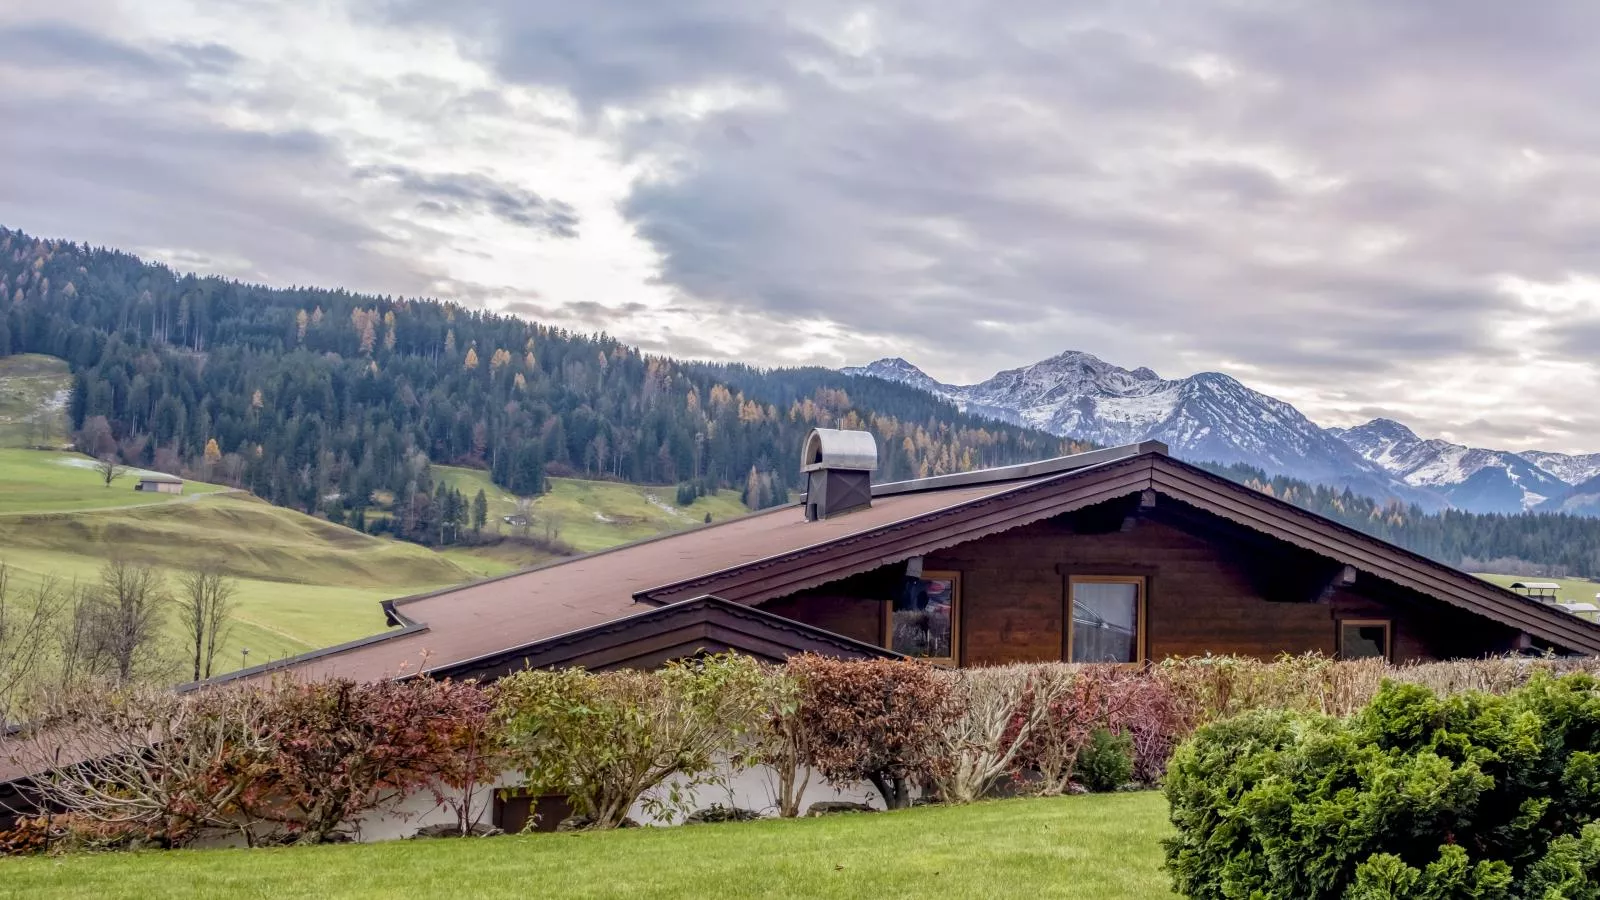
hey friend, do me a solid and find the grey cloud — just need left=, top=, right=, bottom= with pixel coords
left=171, top=42, right=243, bottom=73
left=382, top=0, right=837, bottom=107
left=0, top=22, right=243, bottom=78
left=1177, top=162, right=1288, bottom=207
left=354, top=164, right=580, bottom=237
left=0, top=21, right=167, bottom=74
left=500, top=299, right=547, bottom=319
left=523, top=300, right=657, bottom=328
left=0, top=84, right=439, bottom=296
left=1536, top=317, right=1600, bottom=359
left=11, top=0, right=1600, bottom=449
left=407, top=0, right=1600, bottom=425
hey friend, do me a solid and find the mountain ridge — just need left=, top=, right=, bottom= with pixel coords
left=844, top=352, right=1599, bottom=516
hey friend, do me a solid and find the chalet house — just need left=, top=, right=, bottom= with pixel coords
left=216, top=429, right=1600, bottom=687
left=7, top=429, right=1600, bottom=836
left=133, top=475, right=183, bottom=494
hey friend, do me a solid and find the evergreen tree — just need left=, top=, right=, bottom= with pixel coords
left=471, top=489, right=488, bottom=537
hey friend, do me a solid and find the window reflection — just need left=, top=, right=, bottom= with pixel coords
left=891, top=573, right=958, bottom=660
left=1339, top=620, right=1390, bottom=660
left=1070, top=579, right=1142, bottom=663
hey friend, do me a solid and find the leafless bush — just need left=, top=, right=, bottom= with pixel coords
left=10, top=683, right=276, bottom=848
left=927, top=664, right=1074, bottom=804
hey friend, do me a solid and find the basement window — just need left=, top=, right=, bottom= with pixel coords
left=1339, top=619, right=1391, bottom=661
left=887, top=571, right=960, bottom=663
left=1068, top=576, right=1146, bottom=664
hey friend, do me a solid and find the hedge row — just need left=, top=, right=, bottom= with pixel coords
left=4, top=653, right=1596, bottom=853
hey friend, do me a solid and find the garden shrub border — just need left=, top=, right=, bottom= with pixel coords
left=6, top=652, right=1600, bottom=858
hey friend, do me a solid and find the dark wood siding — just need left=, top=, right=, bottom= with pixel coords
left=765, top=504, right=1521, bottom=665
left=760, top=568, right=891, bottom=647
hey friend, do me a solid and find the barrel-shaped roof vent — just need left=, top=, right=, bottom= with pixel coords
left=801, top=428, right=877, bottom=520
left=801, top=428, right=878, bottom=474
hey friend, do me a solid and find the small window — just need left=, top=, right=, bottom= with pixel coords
left=1339, top=619, right=1391, bottom=660
left=887, top=571, right=959, bottom=663
left=1068, top=576, right=1146, bottom=664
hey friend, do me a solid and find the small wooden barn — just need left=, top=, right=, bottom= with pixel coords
left=134, top=475, right=183, bottom=494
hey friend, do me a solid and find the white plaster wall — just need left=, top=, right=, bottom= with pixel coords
left=191, top=773, right=517, bottom=848
left=628, top=763, right=883, bottom=825
left=193, top=764, right=883, bottom=847
left=347, top=770, right=519, bottom=842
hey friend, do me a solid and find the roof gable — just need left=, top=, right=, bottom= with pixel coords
left=636, top=453, right=1600, bottom=655
left=427, top=595, right=898, bottom=679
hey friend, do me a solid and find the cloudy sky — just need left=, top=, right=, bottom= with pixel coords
left=4, top=1, right=1600, bottom=452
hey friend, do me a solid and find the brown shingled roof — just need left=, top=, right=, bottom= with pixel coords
left=218, top=473, right=1052, bottom=685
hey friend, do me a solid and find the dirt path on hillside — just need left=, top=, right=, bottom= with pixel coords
left=0, top=488, right=245, bottom=518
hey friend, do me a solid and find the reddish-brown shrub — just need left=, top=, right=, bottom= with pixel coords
left=1013, top=665, right=1134, bottom=795
left=1110, top=671, right=1189, bottom=783
left=9, top=683, right=278, bottom=848
left=787, top=655, right=958, bottom=809
left=9, top=677, right=497, bottom=848
left=246, top=678, right=495, bottom=844
left=0, top=815, right=51, bottom=856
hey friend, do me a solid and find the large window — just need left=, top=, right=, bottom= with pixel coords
left=887, top=571, right=960, bottom=663
left=1068, top=576, right=1146, bottom=664
left=1339, top=619, right=1391, bottom=660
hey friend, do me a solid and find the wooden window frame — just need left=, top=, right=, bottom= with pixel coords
left=884, top=570, right=961, bottom=666
left=1066, top=575, right=1147, bottom=665
left=1338, top=618, right=1392, bottom=661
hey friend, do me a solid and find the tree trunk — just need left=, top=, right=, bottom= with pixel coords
left=868, top=773, right=912, bottom=810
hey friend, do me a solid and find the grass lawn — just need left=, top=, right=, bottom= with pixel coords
left=436, top=544, right=547, bottom=579
left=0, top=793, right=1176, bottom=900
left=0, top=449, right=755, bottom=676
left=0, top=353, right=71, bottom=448
left=1473, top=572, right=1600, bottom=607
left=437, top=465, right=752, bottom=554
left=0, top=485, right=478, bottom=673
left=0, top=448, right=230, bottom=515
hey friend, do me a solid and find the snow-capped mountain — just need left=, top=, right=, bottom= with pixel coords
left=1538, top=473, right=1600, bottom=516
left=844, top=351, right=1600, bottom=516
left=844, top=352, right=1432, bottom=506
left=1329, top=419, right=1571, bottom=514
left=1520, top=451, right=1600, bottom=487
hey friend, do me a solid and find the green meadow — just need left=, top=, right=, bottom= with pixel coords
left=436, top=464, right=750, bottom=553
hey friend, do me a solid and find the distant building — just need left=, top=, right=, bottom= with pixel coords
left=134, top=475, right=183, bottom=494
left=1564, top=601, right=1600, bottom=623
left=1510, top=581, right=1561, bottom=602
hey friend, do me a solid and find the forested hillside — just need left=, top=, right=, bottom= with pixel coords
left=1206, top=462, right=1600, bottom=578
left=4, top=225, right=1599, bottom=576
left=0, top=227, right=1074, bottom=547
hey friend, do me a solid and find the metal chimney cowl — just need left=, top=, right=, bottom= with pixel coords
left=801, top=428, right=878, bottom=521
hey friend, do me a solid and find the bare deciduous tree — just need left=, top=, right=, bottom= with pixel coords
left=74, top=415, right=115, bottom=459
left=94, top=455, right=127, bottom=489
left=54, top=580, right=105, bottom=690
left=90, top=560, right=172, bottom=685
left=176, top=567, right=238, bottom=682
left=0, top=564, right=65, bottom=726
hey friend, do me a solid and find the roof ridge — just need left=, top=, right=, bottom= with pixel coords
left=384, top=500, right=801, bottom=615
left=636, top=453, right=1156, bottom=604
left=870, top=441, right=1166, bottom=497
